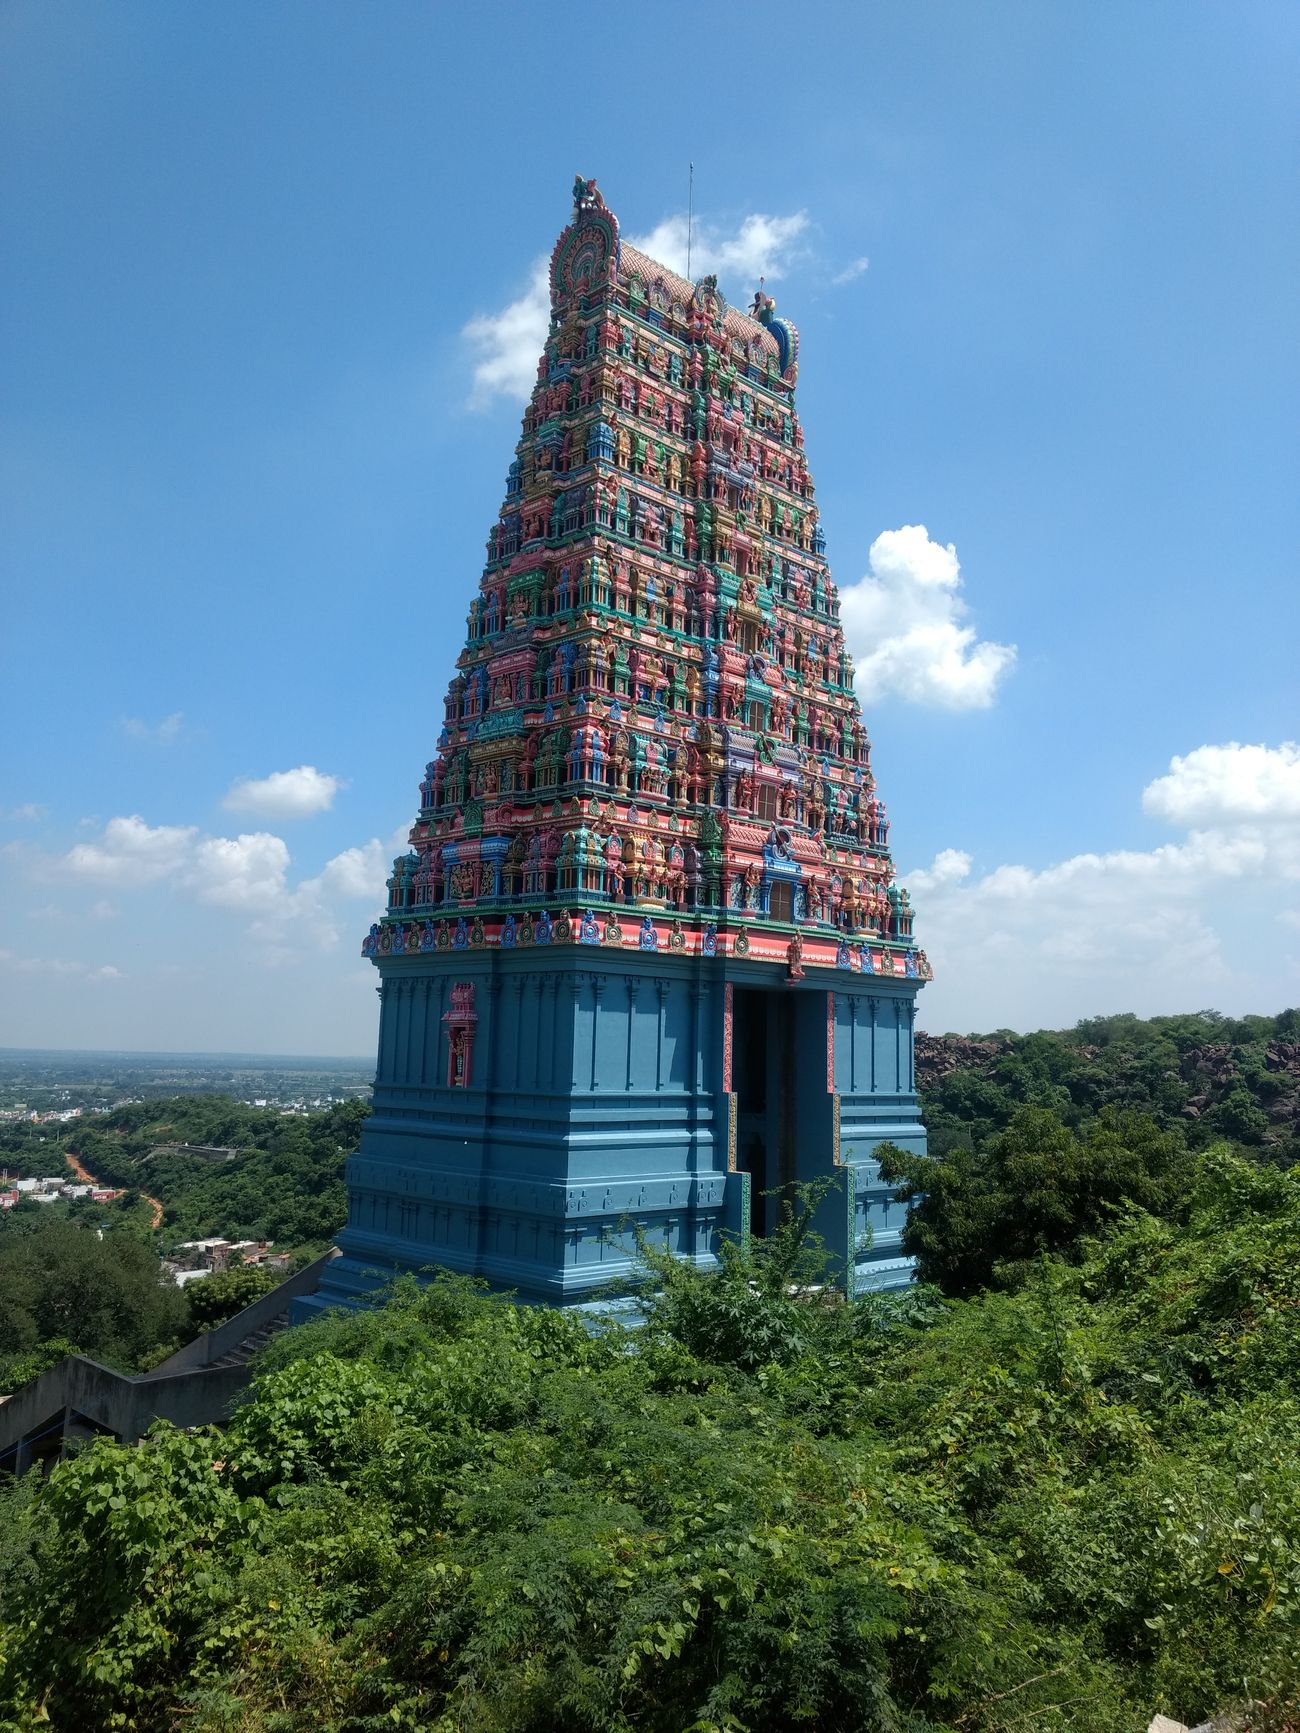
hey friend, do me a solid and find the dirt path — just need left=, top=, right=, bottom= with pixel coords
left=65, top=1150, right=164, bottom=1230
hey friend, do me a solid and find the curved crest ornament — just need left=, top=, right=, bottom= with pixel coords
left=553, top=176, right=619, bottom=308
left=519, top=911, right=535, bottom=946
left=733, top=926, right=751, bottom=958
left=702, top=922, right=718, bottom=958
left=579, top=909, right=601, bottom=945
left=453, top=917, right=470, bottom=950
left=836, top=939, right=852, bottom=969
left=668, top=917, right=686, bottom=952
left=435, top=919, right=451, bottom=951
left=501, top=913, right=518, bottom=948
left=469, top=916, right=487, bottom=949
left=603, top=913, right=624, bottom=945
left=536, top=910, right=554, bottom=946
left=638, top=915, right=658, bottom=951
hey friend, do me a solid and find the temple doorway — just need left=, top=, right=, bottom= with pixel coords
left=732, top=987, right=798, bottom=1238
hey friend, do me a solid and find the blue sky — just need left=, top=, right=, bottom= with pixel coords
left=2, top=0, right=1297, bottom=1053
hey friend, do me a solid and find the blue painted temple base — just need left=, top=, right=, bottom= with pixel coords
left=297, top=948, right=924, bottom=1320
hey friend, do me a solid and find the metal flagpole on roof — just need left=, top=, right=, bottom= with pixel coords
left=687, top=162, right=694, bottom=280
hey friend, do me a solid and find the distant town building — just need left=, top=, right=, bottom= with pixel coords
left=162, top=1238, right=291, bottom=1284
left=0, top=1174, right=124, bottom=1208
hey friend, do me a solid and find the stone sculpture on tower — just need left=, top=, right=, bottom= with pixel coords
left=302, top=178, right=931, bottom=1317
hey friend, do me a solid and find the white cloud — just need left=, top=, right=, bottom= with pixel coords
left=463, top=210, right=810, bottom=408
left=64, top=815, right=196, bottom=884
left=626, top=211, right=809, bottom=286
left=58, top=814, right=395, bottom=959
left=223, top=765, right=343, bottom=820
left=908, top=847, right=972, bottom=890
left=831, top=256, right=870, bottom=286
left=464, top=258, right=552, bottom=407
left=190, top=833, right=292, bottom=910
left=64, top=816, right=292, bottom=909
left=905, top=752, right=1300, bottom=1032
left=301, top=840, right=389, bottom=902
left=121, top=712, right=185, bottom=744
left=1142, top=742, right=1300, bottom=826
left=257, top=838, right=393, bottom=959
left=840, top=525, right=1016, bottom=710
left=0, top=950, right=123, bottom=981
left=1, top=803, right=46, bottom=822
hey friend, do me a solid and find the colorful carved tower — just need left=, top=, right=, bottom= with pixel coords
left=302, top=178, right=931, bottom=1317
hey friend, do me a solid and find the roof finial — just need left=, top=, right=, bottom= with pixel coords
left=572, top=175, right=606, bottom=217
left=686, top=161, right=695, bottom=279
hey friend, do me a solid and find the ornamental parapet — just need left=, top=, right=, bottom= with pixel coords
left=362, top=910, right=931, bottom=982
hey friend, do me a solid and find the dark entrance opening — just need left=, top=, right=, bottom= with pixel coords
left=733, top=988, right=797, bottom=1238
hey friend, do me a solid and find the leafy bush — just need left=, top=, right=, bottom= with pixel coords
left=879, top=1106, right=1195, bottom=1294
left=186, top=1266, right=278, bottom=1332
left=1, top=1155, right=1297, bottom=1731
left=0, top=1218, right=186, bottom=1380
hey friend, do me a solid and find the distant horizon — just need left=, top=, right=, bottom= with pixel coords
left=0, top=1047, right=374, bottom=1066
left=2, top=1000, right=1296, bottom=1069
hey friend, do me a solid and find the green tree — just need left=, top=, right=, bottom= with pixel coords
left=879, top=1105, right=1193, bottom=1294
left=186, top=1265, right=277, bottom=1331
left=0, top=1218, right=185, bottom=1375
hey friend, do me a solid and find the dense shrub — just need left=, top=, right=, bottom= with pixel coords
left=0, top=1218, right=186, bottom=1383
left=878, top=1106, right=1195, bottom=1294
left=0, top=1152, right=1296, bottom=1731
left=186, top=1265, right=279, bottom=1332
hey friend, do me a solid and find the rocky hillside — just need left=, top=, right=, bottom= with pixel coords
left=915, top=1010, right=1300, bottom=1165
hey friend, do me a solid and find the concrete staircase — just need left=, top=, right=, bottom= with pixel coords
left=211, top=1310, right=289, bottom=1368
left=0, top=1251, right=338, bottom=1474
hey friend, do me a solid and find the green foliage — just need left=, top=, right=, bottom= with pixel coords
left=0, top=1217, right=186, bottom=1383
left=0, top=1115, right=73, bottom=1180
left=880, top=1107, right=1195, bottom=1295
left=0, top=1336, right=82, bottom=1398
left=186, top=1266, right=279, bottom=1332
left=628, top=1180, right=842, bottom=1373
left=2, top=1160, right=1296, bottom=1730
left=75, top=1094, right=366, bottom=1245
left=920, top=1007, right=1300, bottom=1168
left=0, top=1028, right=1297, bottom=1729
left=0, top=1096, right=369, bottom=1405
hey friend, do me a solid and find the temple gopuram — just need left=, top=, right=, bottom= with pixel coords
left=302, top=177, right=931, bottom=1318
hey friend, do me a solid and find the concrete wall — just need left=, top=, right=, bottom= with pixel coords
left=144, top=1249, right=340, bottom=1375
left=0, top=1356, right=253, bottom=1473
